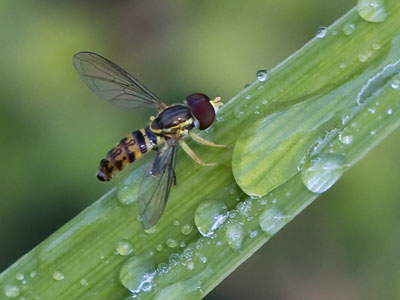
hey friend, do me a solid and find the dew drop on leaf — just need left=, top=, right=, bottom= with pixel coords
left=3, top=284, right=20, bottom=298
left=119, top=256, right=155, bottom=295
left=357, top=0, right=387, bottom=23
left=194, top=201, right=227, bottom=237
left=301, top=153, right=346, bottom=193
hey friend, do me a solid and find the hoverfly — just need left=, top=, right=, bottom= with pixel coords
left=73, top=52, right=227, bottom=229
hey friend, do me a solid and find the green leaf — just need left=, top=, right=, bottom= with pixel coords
left=2, top=2, right=400, bottom=299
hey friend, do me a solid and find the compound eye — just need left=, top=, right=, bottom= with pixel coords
left=186, top=93, right=215, bottom=130
left=186, top=93, right=210, bottom=106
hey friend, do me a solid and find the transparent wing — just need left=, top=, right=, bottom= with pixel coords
left=72, top=51, right=165, bottom=109
left=138, top=139, right=177, bottom=229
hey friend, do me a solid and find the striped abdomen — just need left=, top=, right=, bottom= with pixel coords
left=97, top=126, right=159, bottom=181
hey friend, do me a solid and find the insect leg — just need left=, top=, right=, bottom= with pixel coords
left=189, top=132, right=230, bottom=149
left=179, top=139, right=218, bottom=167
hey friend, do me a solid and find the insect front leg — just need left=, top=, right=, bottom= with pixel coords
left=189, top=131, right=230, bottom=149
left=179, top=139, right=218, bottom=167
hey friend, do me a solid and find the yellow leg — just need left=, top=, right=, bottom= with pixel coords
left=179, top=139, right=218, bottom=167
left=189, top=132, right=230, bottom=149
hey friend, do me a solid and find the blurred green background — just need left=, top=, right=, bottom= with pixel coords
left=1, top=0, right=399, bottom=299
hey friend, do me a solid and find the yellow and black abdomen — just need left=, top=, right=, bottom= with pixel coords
left=97, top=126, right=159, bottom=181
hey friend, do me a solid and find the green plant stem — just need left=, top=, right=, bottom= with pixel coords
left=2, top=2, right=400, bottom=299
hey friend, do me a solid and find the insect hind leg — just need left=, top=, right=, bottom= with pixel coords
left=179, top=139, right=218, bottom=167
left=189, top=132, right=230, bottom=149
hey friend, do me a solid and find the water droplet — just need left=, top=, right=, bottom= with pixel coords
left=29, top=271, right=36, bottom=278
left=256, top=69, right=268, bottom=82
left=372, top=42, right=381, bottom=50
left=194, top=201, right=227, bottom=237
left=166, top=238, right=178, bottom=248
left=225, top=223, right=244, bottom=251
left=259, top=208, right=290, bottom=235
left=301, top=153, right=346, bottom=193
left=200, top=256, right=208, bottom=264
left=53, top=271, right=64, bottom=281
left=156, top=243, right=163, bottom=252
left=3, top=285, right=20, bottom=298
left=155, top=279, right=202, bottom=300
left=181, top=224, right=193, bottom=236
left=157, top=263, right=169, bottom=274
left=368, top=107, right=376, bottom=114
left=340, top=63, right=347, bottom=69
left=80, top=279, right=89, bottom=286
left=183, top=249, right=193, bottom=259
left=370, top=130, right=376, bottom=135
left=248, top=229, right=258, bottom=238
left=187, top=261, right=195, bottom=270
left=173, top=220, right=180, bottom=226
left=117, top=185, right=136, bottom=206
left=342, top=23, right=355, bottom=35
left=358, top=54, right=368, bottom=63
left=236, top=200, right=252, bottom=216
left=258, top=198, right=267, bottom=206
left=245, top=94, right=251, bottom=100
left=119, top=256, right=155, bottom=294
left=116, top=239, right=134, bottom=256
left=262, top=99, right=268, bottom=105
left=15, top=273, right=24, bottom=281
left=339, top=133, right=353, bottom=145
left=315, top=27, right=328, bottom=39
left=144, top=226, right=157, bottom=234
left=169, top=253, right=181, bottom=267
left=387, top=108, right=393, bottom=115
left=391, top=78, right=400, bottom=90
left=357, top=0, right=387, bottom=23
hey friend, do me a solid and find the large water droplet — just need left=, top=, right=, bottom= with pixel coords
left=194, top=201, right=227, bottom=237
left=115, top=239, right=134, bottom=256
left=3, top=285, right=20, bottom=298
left=119, top=257, right=155, bottom=294
left=301, top=153, right=346, bottom=193
left=225, top=223, right=244, bottom=251
left=357, top=0, right=387, bottom=23
left=117, top=185, right=137, bottom=206
left=117, top=168, right=144, bottom=206
left=53, top=271, right=65, bottom=281
left=256, top=69, right=268, bottom=82
left=315, top=27, right=328, bottom=39
left=259, top=208, right=289, bottom=235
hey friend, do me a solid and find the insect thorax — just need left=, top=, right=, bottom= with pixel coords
left=150, top=105, right=194, bottom=136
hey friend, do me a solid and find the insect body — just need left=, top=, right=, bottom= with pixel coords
left=97, top=126, right=159, bottom=182
left=73, top=52, right=226, bottom=229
